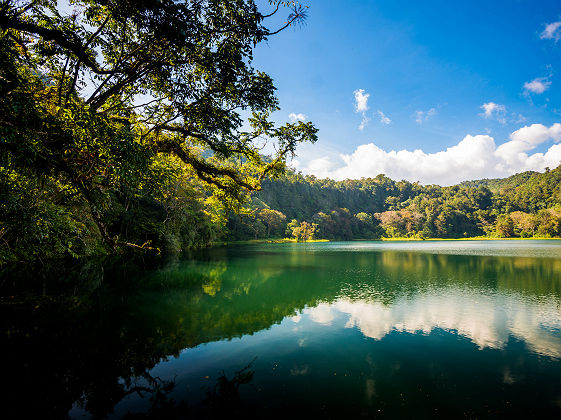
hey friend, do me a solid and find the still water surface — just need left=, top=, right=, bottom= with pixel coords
left=3, top=240, right=561, bottom=418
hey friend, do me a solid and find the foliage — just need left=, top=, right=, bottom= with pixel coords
left=229, top=164, right=561, bottom=241
left=0, top=0, right=317, bottom=263
left=259, top=208, right=286, bottom=237
left=290, top=220, right=318, bottom=242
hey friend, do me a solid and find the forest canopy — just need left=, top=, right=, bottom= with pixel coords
left=228, top=165, right=561, bottom=243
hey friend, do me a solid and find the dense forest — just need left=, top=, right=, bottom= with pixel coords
left=0, top=1, right=560, bottom=265
left=227, top=165, right=561, bottom=242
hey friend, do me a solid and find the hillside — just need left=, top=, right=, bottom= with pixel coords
left=227, top=165, right=561, bottom=241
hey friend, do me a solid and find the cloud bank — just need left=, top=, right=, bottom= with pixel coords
left=296, top=123, right=561, bottom=185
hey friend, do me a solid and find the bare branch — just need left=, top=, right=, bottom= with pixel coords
left=261, top=3, right=280, bottom=19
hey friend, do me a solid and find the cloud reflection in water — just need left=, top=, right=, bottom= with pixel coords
left=302, top=288, right=561, bottom=358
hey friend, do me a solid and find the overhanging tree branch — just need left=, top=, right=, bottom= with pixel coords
left=0, top=14, right=112, bottom=75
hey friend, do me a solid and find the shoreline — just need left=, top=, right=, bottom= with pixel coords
left=381, top=237, right=561, bottom=241
left=217, top=237, right=561, bottom=246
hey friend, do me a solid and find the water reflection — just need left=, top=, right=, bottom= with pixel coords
left=2, top=241, right=561, bottom=418
left=303, top=289, right=561, bottom=357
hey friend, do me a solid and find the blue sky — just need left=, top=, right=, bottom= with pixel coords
left=254, top=0, right=561, bottom=185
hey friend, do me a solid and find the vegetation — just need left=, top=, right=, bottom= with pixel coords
left=291, top=220, right=318, bottom=242
left=227, top=165, right=561, bottom=242
left=0, top=0, right=317, bottom=263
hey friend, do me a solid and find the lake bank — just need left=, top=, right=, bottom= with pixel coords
left=219, top=236, right=561, bottom=246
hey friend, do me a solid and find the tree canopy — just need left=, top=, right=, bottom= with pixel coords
left=0, top=0, right=317, bottom=258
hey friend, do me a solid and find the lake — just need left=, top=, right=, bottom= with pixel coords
left=3, top=240, right=561, bottom=418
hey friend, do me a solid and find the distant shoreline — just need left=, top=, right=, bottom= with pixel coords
left=218, top=237, right=561, bottom=246
left=381, top=237, right=561, bottom=241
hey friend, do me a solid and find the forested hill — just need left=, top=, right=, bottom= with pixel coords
left=459, top=172, right=536, bottom=192
left=458, top=168, right=561, bottom=211
left=227, top=165, right=561, bottom=241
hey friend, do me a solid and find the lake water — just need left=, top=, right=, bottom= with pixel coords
left=3, top=240, right=561, bottom=418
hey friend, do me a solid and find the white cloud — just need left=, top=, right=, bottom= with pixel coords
left=298, top=123, right=561, bottom=185
left=540, top=20, right=561, bottom=41
left=358, top=115, right=371, bottom=131
left=480, top=102, right=507, bottom=124
left=354, top=89, right=370, bottom=130
left=495, top=123, right=561, bottom=168
left=302, top=155, right=335, bottom=179
left=289, top=112, right=307, bottom=123
left=354, top=89, right=370, bottom=113
left=510, top=122, right=561, bottom=144
left=415, top=108, right=437, bottom=124
left=524, top=77, right=552, bottom=94
left=377, top=110, right=391, bottom=125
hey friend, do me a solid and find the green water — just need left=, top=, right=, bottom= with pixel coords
left=3, top=240, right=561, bottom=418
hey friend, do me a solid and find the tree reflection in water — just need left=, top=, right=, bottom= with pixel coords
left=120, top=361, right=256, bottom=419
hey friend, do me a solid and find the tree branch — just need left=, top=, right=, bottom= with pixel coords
left=0, top=14, right=112, bottom=75
left=154, top=139, right=257, bottom=191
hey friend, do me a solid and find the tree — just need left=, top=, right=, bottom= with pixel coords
left=258, top=208, right=286, bottom=237
left=510, top=211, right=537, bottom=237
left=495, top=214, right=515, bottom=238
left=536, top=207, right=561, bottom=237
left=0, top=1, right=318, bottom=254
left=291, top=221, right=318, bottom=242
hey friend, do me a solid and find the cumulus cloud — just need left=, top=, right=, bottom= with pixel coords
left=415, top=108, right=437, bottom=124
left=302, top=155, right=335, bottom=179
left=289, top=112, right=307, bottom=122
left=298, top=123, right=561, bottom=185
left=480, top=102, right=507, bottom=124
left=524, top=77, right=552, bottom=95
left=495, top=123, right=561, bottom=170
left=354, top=89, right=370, bottom=130
left=540, top=20, right=561, bottom=41
left=377, top=110, right=391, bottom=125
